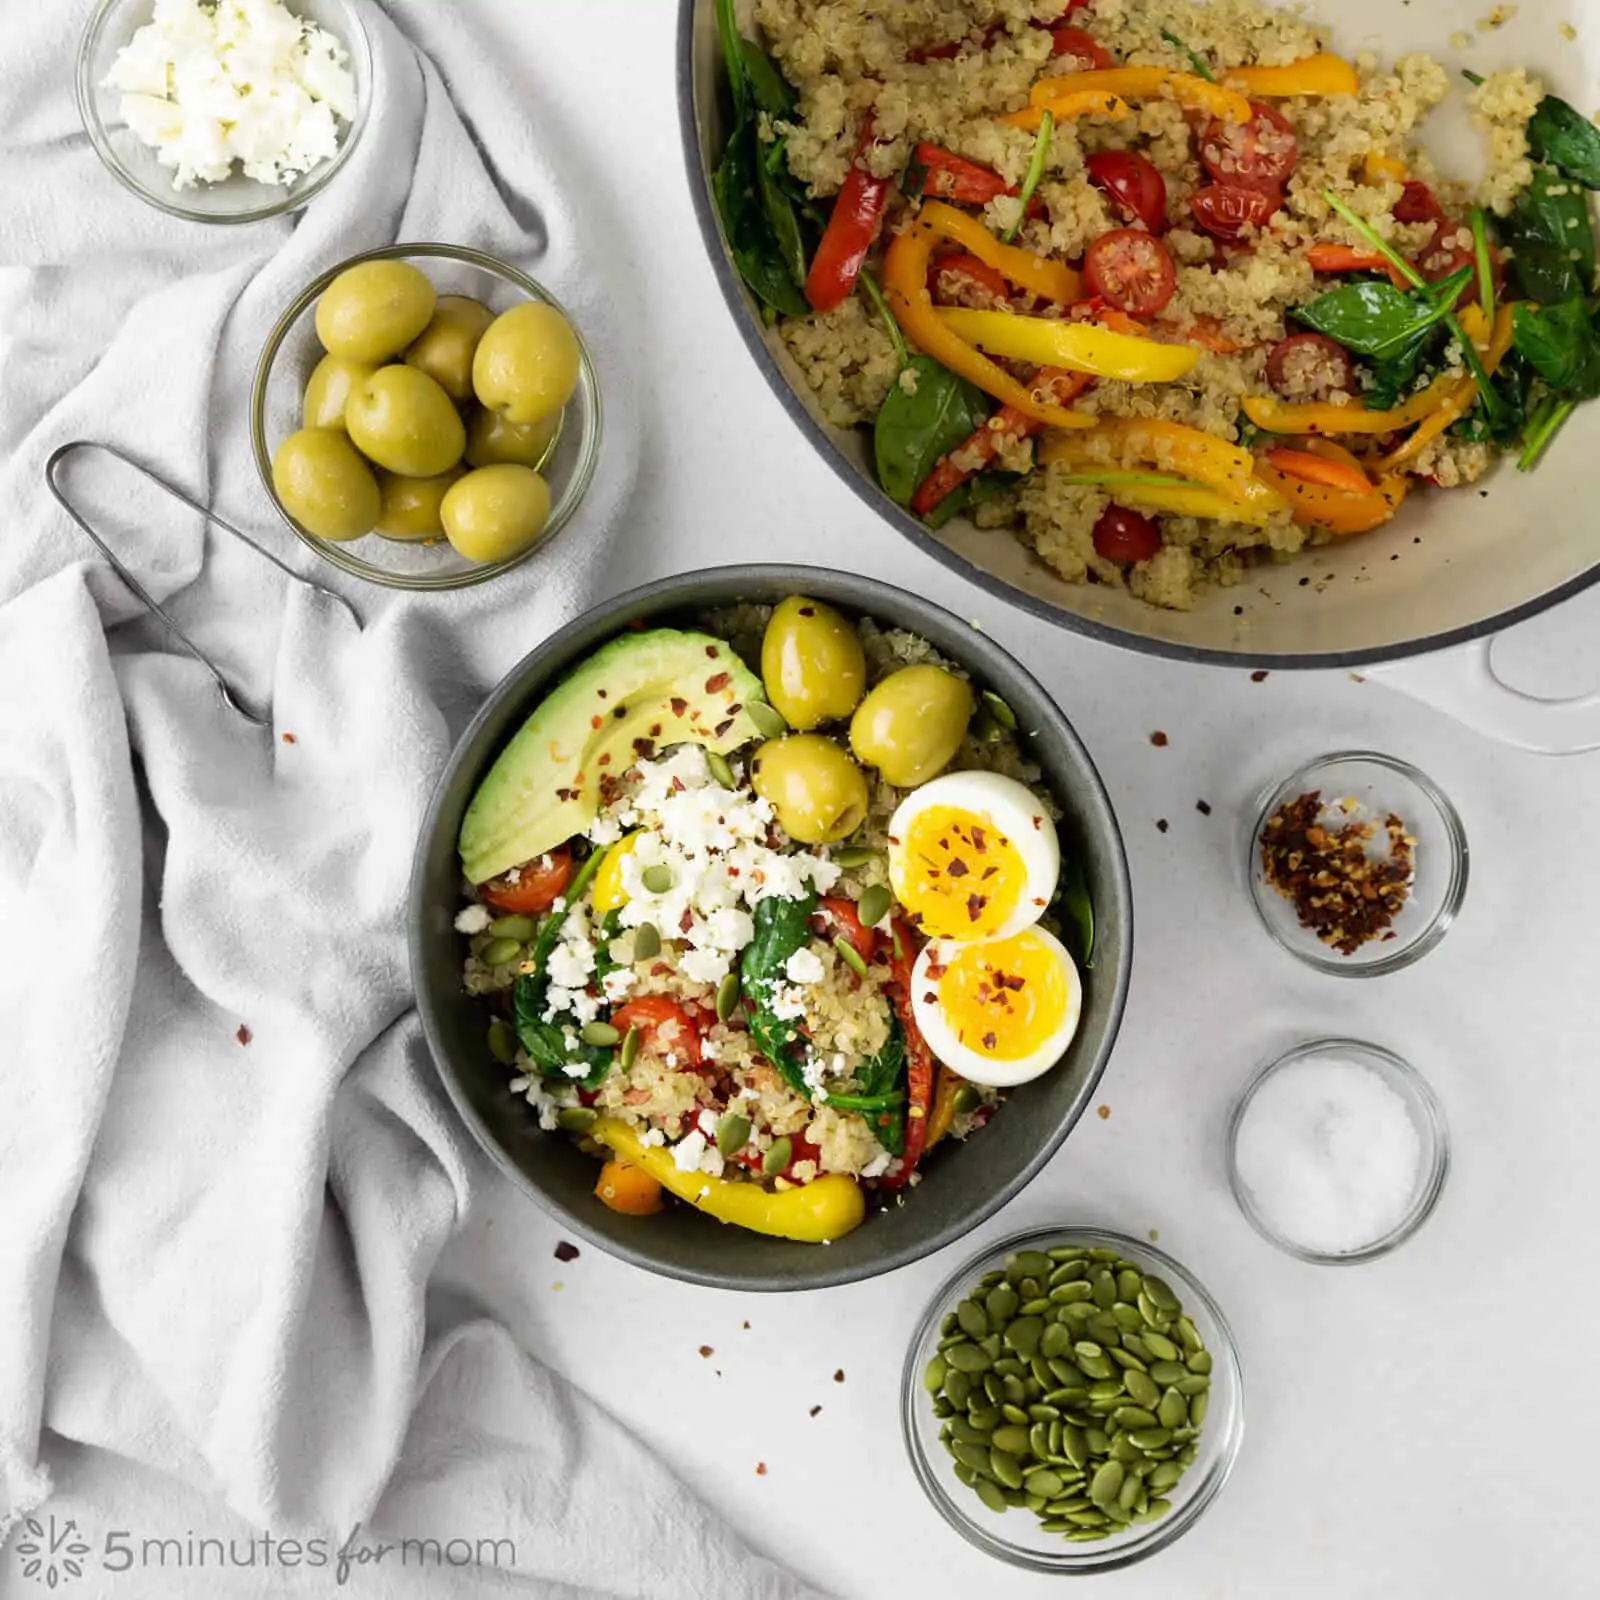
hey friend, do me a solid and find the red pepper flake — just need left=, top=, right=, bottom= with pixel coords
left=1156, top=818, right=1169, bottom=833
left=714, top=717, right=735, bottom=739
left=597, top=688, right=609, bottom=699
left=679, top=909, right=695, bottom=935
left=1097, top=1104, right=1111, bottom=1120
left=598, top=753, right=612, bottom=767
left=235, top=1024, right=252, bottom=1046
left=670, top=697, right=688, bottom=717
left=613, top=704, right=628, bottom=720
left=809, top=1404, right=822, bottom=1417
left=755, top=1462, right=768, bottom=1476
left=706, top=645, right=720, bottom=659
left=1251, top=670, right=1270, bottom=683
left=966, top=893, right=987, bottom=922
left=947, top=858, right=969, bottom=878
left=1196, top=799, right=1212, bottom=816
left=833, top=1368, right=846, bottom=1383
left=280, top=732, right=296, bottom=745
left=982, top=1031, right=997, bottom=1051
left=590, top=715, right=604, bottom=731
left=1150, top=731, right=1169, bottom=747
left=650, top=722, right=664, bottom=739
left=799, top=606, right=815, bottom=617
left=743, top=1320, right=751, bottom=1330
left=1031, top=815, right=1041, bottom=830
left=706, top=672, right=731, bottom=694
left=699, top=1345, right=714, bottom=1358
left=554, top=1240, right=580, bottom=1262
left=970, top=825, right=988, bottom=851
left=633, top=737, right=656, bottom=759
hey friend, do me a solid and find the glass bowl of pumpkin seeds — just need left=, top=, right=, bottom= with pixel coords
left=901, top=1226, right=1244, bottom=1571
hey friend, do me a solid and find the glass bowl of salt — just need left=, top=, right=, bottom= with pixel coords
left=1226, top=1038, right=1450, bottom=1264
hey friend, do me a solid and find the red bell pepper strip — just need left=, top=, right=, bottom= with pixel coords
left=879, top=917, right=938, bottom=1189
left=929, top=251, right=1013, bottom=306
left=910, top=143, right=1009, bottom=205
left=1307, top=243, right=1412, bottom=288
left=911, top=367, right=1095, bottom=518
left=815, top=897, right=881, bottom=966
left=805, top=117, right=891, bottom=313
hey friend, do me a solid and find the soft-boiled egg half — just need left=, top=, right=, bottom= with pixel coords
left=886, top=771, right=1060, bottom=943
left=910, top=925, right=1082, bottom=1087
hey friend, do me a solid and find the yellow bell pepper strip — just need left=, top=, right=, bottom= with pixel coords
left=1363, top=152, right=1409, bottom=186
left=1263, top=446, right=1373, bottom=497
left=1028, top=68, right=1252, bottom=123
left=1042, top=417, right=1286, bottom=518
left=1054, top=471, right=1279, bottom=525
left=925, top=1065, right=962, bottom=1150
left=1241, top=382, right=1461, bottom=436
left=1221, top=53, right=1360, bottom=98
left=1002, top=92, right=1134, bottom=132
left=934, top=307, right=1202, bottom=383
left=590, top=1117, right=867, bottom=1241
left=1254, top=461, right=1410, bottom=536
left=883, top=221, right=1097, bottom=429
left=1379, top=303, right=1516, bottom=471
left=919, top=199, right=1082, bottom=305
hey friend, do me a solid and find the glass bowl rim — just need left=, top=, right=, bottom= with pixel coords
left=1225, top=1035, right=1452, bottom=1266
left=1242, top=748, right=1469, bottom=979
left=249, top=241, right=603, bottom=590
left=900, top=1223, right=1245, bottom=1574
left=75, top=0, right=374, bottom=225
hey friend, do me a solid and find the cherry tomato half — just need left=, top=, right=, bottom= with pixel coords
left=1083, top=227, right=1176, bottom=315
left=1085, top=149, right=1168, bottom=232
left=1199, top=101, right=1299, bottom=191
left=1393, top=180, right=1446, bottom=225
left=1414, top=219, right=1478, bottom=306
left=1190, top=183, right=1281, bottom=241
left=1092, top=505, right=1162, bottom=564
left=611, top=997, right=705, bottom=1070
left=1266, top=332, right=1357, bottom=401
left=1048, top=24, right=1113, bottom=68
left=480, top=845, right=575, bottom=914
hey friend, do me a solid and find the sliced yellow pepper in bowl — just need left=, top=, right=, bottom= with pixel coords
left=918, top=200, right=1082, bottom=305
left=590, top=1116, right=867, bottom=1242
left=1053, top=471, right=1278, bottom=525
left=935, top=308, right=1202, bottom=383
left=1241, top=383, right=1459, bottom=437
left=1026, top=68, right=1252, bottom=123
left=1222, top=53, right=1360, bottom=98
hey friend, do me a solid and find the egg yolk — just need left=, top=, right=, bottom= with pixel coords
left=930, top=931, right=1070, bottom=1063
left=895, top=805, right=1028, bottom=940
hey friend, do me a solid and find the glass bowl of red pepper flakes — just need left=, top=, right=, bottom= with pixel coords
left=1244, top=751, right=1469, bottom=978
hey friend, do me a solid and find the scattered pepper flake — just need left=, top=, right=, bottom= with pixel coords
left=1250, top=670, right=1269, bottom=683
left=235, top=1024, right=252, bottom=1046
left=1196, top=799, right=1212, bottom=816
left=699, top=1345, right=714, bottom=1358
left=1097, top=1104, right=1111, bottom=1120
left=280, top=732, right=297, bottom=744
left=809, top=1404, right=822, bottom=1417
left=743, top=1320, right=751, bottom=1330
left=755, top=1462, right=768, bottom=1476
left=554, top=1240, right=580, bottom=1262
left=1156, top=819, right=1169, bottom=834
left=1149, top=731, right=1169, bottom=747
left=833, top=1368, right=845, bottom=1383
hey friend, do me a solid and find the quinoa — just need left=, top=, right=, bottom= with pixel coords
left=750, top=0, right=1551, bottom=610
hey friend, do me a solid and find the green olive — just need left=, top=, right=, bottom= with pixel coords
left=374, top=467, right=464, bottom=541
left=403, top=295, right=495, bottom=402
left=302, top=354, right=377, bottom=432
left=849, top=665, right=974, bottom=788
left=749, top=735, right=870, bottom=845
left=759, top=595, right=867, bottom=732
left=441, top=464, right=551, bottom=563
left=344, top=365, right=466, bottom=478
left=471, top=301, right=581, bottom=425
left=464, top=406, right=561, bottom=469
left=271, top=428, right=380, bottom=542
left=314, top=260, right=437, bottom=364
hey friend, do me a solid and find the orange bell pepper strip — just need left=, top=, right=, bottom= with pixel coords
left=1379, top=303, right=1516, bottom=471
left=935, top=307, right=1202, bottom=382
left=1002, top=91, right=1134, bottom=131
left=1026, top=68, right=1252, bottom=123
left=1264, top=446, right=1374, bottom=496
left=925, top=1065, right=963, bottom=1150
left=1042, top=417, right=1286, bottom=518
left=1307, top=244, right=1414, bottom=289
left=1222, top=53, right=1360, bottom=98
left=883, top=220, right=1096, bottom=429
left=1241, top=382, right=1459, bottom=436
left=1254, top=461, right=1409, bottom=536
left=918, top=200, right=1082, bottom=304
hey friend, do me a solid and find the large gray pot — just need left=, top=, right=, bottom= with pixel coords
left=410, top=567, right=1133, bottom=1291
left=677, top=0, right=1600, bottom=670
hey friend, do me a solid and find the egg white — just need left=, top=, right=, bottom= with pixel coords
left=910, top=927, right=1082, bottom=1088
left=887, top=771, right=1061, bottom=943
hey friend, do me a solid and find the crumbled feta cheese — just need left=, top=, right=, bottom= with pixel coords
left=509, top=1074, right=563, bottom=1131
left=672, top=1130, right=709, bottom=1171
left=767, top=983, right=807, bottom=1022
left=600, top=966, right=636, bottom=1004
left=588, top=814, right=624, bottom=847
left=453, top=904, right=491, bottom=935
left=641, top=1128, right=666, bottom=1147
left=105, top=0, right=358, bottom=191
left=862, top=1151, right=894, bottom=1179
left=784, top=947, right=826, bottom=986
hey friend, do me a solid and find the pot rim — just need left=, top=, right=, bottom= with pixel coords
left=408, top=563, right=1134, bottom=1290
left=673, top=0, right=1600, bottom=671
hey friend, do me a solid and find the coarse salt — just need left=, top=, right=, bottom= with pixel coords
left=1234, top=1054, right=1424, bottom=1255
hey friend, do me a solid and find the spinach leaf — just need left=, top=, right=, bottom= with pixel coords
left=1058, top=855, right=1095, bottom=969
left=1362, top=336, right=1434, bottom=411
left=592, top=909, right=625, bottom=986
left=924, top=469, right=1022, bottom=530
left=756, top=143, right=809, bottom=291
left=1294, top=272, right=1469, bottom=358
left=513, top=975, right=611, bottom=1087
left=1528, top=95, right=1600, bottom=191
left=739, top=892, right=818, bottom=1098
left=849, top=1016, right=906, bottom=1155
left=1453, top=350, right=1533, bottom=445
left=875, top=356, right=989, bottom=506
left=741, top=39, right=794, bottom=118
left=1501, top=167, right=1596, bottom=306
left=856, top=1016, right=906, bottom=1098
left=1511, top=298, right=1600, bottom=398
left=714, top=123, right=811, bottom=317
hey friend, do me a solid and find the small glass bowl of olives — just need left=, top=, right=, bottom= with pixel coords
left=251, top=243, right=602, bottom=589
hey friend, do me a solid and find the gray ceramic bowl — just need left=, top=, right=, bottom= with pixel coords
left=409, top=566, right=1133, bottom=1290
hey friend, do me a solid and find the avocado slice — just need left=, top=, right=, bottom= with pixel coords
left=459, top=628, right=768, bottom=884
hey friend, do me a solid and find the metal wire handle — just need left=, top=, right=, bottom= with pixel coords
left=44, top=439, right=361, bottom=727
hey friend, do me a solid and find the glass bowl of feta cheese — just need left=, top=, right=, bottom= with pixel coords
left=77, top=0, right=371, bottom=224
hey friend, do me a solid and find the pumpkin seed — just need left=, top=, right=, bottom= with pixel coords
left=746, top=701, right=788, bottom=738
left=1051, top=1280, right=1094, bottom=1305
left=991, top=1423, right=1031, bottom=1455
left=1061, top=1423, right=1090, bottom=1469
left=856, top=882, right=892, bottom=927
left=1049, top=1259, right=1088, bottom=1285
left=1149, top=1361, right=1187, bottom=1386
left=1005, top=1316, right=1045, bottom=1358
left=480, top=937, right=522, bottom=967
left=830, top=845, right=874, bottom=869
left=1121, top=1332, right=1150, bottom=1361
left=932, top=1396, right=954, bottom=1418
left=1176, top=1315, right=1203, bottom=1354
left=1039, top=1323, right=1074, bottom=1360
left=990, top=1450, right=1026, bottom=1490
left=1130, top=1428, right=1172, bottom=1450
left=1112, top=1406, right=1158, bottom=1430
left=1063, top=1528, right=1110, bottom=1543
left=1110, top=1434, right=1144, bottom=1464
left=1088, top=1379, right=1124, bottom=1401
left=1048, top=1246, right=1089, bottom=1263
left=761, top=1137, right=792, bottom=1176
left=1089, top=1460, right=1125, bottom=1508
left=1123, top=1370, right=1161, bottom=1409
left=1147, top=1461, right=1182, bottom=1492
left=1108, top=1348, right=1148, bottom=1373
left=486, top=1017, right=518, bottom=1065
left=1061, top=1302, right=1097, bottom=1325
left=1187, top=1349, right=1214, bottom=1376
left=1084, top=1427, right=1110, bottom=1455
left=951, top=1440, right=991, bottom=1474
left=952, top=1083, right=983, bottom=1117
left=983, top=1282, right=1018, bottom=1324
left=946, top=1343, right=991, bottom=1374
left=1002, top=1374, right=1027, bottom=1405
left=1024, top=1467, right=1065, bottom=1499
left=715, top=971, right=741, bottom=1022
left=981, top=690, right=1019, bottom=730
left=1118, top=1473, right=1143, bottom=1512
left=631, top=923, right=662, bottom=961
left=992, top=1356, right=1025, bottom=1379
left=1140, top=1331, right=1180, bottom=1362
left=487, top=913, right=537, bottom=942
left=1020, top=1297, right=1051, bottom=1316
left=1116, top=1268, right=1145, bottom=1302
left=974, top=1478, right=1009, bottom=1515
left=580, top=1020, right=620, bottom=1048
left=944, top=1370, right=972, bottom=1408
left=1012, top=1250, right=1054, bottom=1279
left=1029, top=1422, right=1052, bottom=1458
left=1158, top=1389, right=1189, bottom=1430
left=1068, top=1507, right=1109, bottom=1527
left=1111, top=1303, right=1145, bottom=1334
left=1077, top=1352, right=1114, bottom=1380
left=1144, top=1274, right=1181, bottom=1312
left=923, top=1355, right=948, bottom=1393
left=954, top=1297, right=986, bottom=1338
left=1001, top=1403, right=1029, bottom=1426
left=556, top=1106, right=596, bottom=1132
left=640, top=864, right=675, bottom=894
left=1189, top=1390, right=1209, bottom=1427
left=1089, top=1247, right=1121, bottom=1262
left=966, top=1403, right=1000, bottom=1431
left=1090, top=1270, right=1117, bottom=1309
left=1048, top=1418, right=1063, bottom=1456
left=714, top=1111, right=751, bottom=1156
left=1175, top=1374, right=1211, bottom=1396
left=1024, top=1492, right=1047, bottom=1514
left=951, top=1462, right=977, bottom=1488
left=705, top=749, right=735, bottom=789
left=832, top=936, right=869, bottom=979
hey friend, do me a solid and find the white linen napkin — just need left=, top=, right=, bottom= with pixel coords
left=0, top=4, right=816, bottom=1594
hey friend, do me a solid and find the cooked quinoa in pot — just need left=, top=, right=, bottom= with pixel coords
left=711, top=0, right=1593, bottom=611
left=453, top=597, right=1091, bottom=1242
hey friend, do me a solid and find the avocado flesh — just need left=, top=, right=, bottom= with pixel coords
left=459, top=628, right=767, bottom=884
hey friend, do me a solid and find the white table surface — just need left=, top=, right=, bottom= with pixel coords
left=352, top=4, right=1599, bottom=1595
